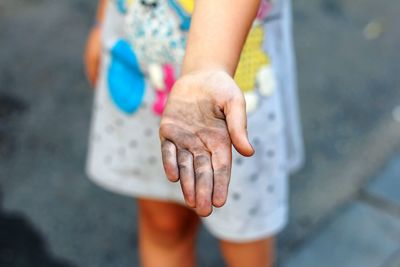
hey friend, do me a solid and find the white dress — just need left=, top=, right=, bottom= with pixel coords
left=86, top=0, right=304, bottom=242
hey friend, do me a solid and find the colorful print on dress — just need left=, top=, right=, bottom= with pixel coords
left=108, top=39, right=146, bottom=114
left=234, top=25, right=277, bottom=114
left=149, top=63, right=176, bottom=115
left=257, top=0, right=273, bottom=20
left=124, top=0, right=187, bottom=65
left=167, top=0, right=193, bottom=30
left=121, top=0, right=189, bottom=116
left=116, top=0, right=127, bottom=13
left=117, top=0, right=277, bottom=116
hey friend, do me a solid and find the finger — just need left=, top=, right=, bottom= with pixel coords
left=194, top=153, right=213, bottom=217
left=161, top=140, right=179, bottom=182
left=211, top=145, right=232, bottom=207
left=225, top=96, right=254, bottom=157
left=177, top=149, right=196, bottom=208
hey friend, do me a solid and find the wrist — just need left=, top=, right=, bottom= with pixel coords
left=181, top=61, right=233, bottom=77
left=174, top=69, right=238, bottom=99
left=180, top=67, right=231, bottom=82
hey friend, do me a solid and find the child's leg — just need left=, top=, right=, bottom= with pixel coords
left=138, top=198, right=200, bottom=267
left=220, top=237, right=275, bottom=267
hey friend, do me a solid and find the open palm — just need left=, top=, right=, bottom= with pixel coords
left=159, top=70, right=254, bottom=216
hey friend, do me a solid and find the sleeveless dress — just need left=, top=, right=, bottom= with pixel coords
left=86, top=0, right=304, bottom=242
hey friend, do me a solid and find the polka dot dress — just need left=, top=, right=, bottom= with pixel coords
left=86, top=0, right=304, bottom=242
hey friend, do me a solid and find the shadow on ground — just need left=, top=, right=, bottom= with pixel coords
left=0, top=191, right=74, bottom=267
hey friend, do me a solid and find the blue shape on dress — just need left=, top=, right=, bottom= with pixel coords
left=167, top=0, right=191, bottom=31
left=116, top=0, right=127, bottom=14
left=108, top=39, right=145, bottom=114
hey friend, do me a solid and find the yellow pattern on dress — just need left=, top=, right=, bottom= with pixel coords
left=176, top=0, right=194, bottom=13
left=234, top=26, right=270, bottom=93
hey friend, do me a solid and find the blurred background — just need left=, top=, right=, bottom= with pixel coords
left=1, top=0, right=400, bottom=266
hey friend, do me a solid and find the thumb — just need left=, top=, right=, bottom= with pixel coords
left=224, top=95, right=254, bottom=157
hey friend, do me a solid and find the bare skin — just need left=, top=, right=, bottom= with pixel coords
left=220, top=238, right=275, bottom=267
left=160, top=0, right=260, bottom=217
left=85, top=1, right=277, bottom=266
left=138, top=198, right=275, bottom=267
left=83, top=0, right=107, bottom=86
left=138, top=199, right=199, bottom=267
left=157, top=0, right=276, bottom=264
left=160, top=70, right=254, bottom=216
left=84, top=25, right=101, bottom=86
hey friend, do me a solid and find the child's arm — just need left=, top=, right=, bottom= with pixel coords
left=95, top=0, right=108, bottom=23
left=160, top=0, right=260, bottom=217
left=182, top=0, right=261, bottom=76
left=84, top=0, right=108, bottom=86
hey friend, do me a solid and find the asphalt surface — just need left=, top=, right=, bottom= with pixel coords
left=1, top=0, right=400, bottom=266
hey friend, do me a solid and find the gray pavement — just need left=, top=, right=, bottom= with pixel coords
left=367, top=154, right=400, bottom=207
left=1, top=0, right=400, bottom=266
left=284, top=201, right=400, bottom=267
left=282, top=151, right=400, bottom=267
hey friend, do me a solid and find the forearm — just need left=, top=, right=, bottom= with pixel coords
left=182, top=0, right=261, bottom=76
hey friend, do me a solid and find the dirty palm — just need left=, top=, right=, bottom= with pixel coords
left=160, top=70, right=254, bottom=217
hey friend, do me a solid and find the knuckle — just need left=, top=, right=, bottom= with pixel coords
left=178, top=154, right=192, bottom=171
left=194, top=154, right=209, bottom=165
left=178, top=162, right=189, bottom=171
left=195, top=169, right=212, bottom=180
left=196, top=187, right=212, bottom=199
left=178, top=149, right=191, bottom=159
left=231, top=94, right=245, bottom=106
left=229, top=128, right=241, bottom=139
left=181, top=178, right=193, bottom=189
left=214, top=164, right=230, bottom=177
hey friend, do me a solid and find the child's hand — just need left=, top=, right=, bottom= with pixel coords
left=84, top=26, right=101, bottom=87
left=159, top=70, right=254, bottom=217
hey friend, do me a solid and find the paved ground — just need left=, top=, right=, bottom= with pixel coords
left=0, top=0, right=400, bottom=266
left=282, top=153, right=400, bottom=267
